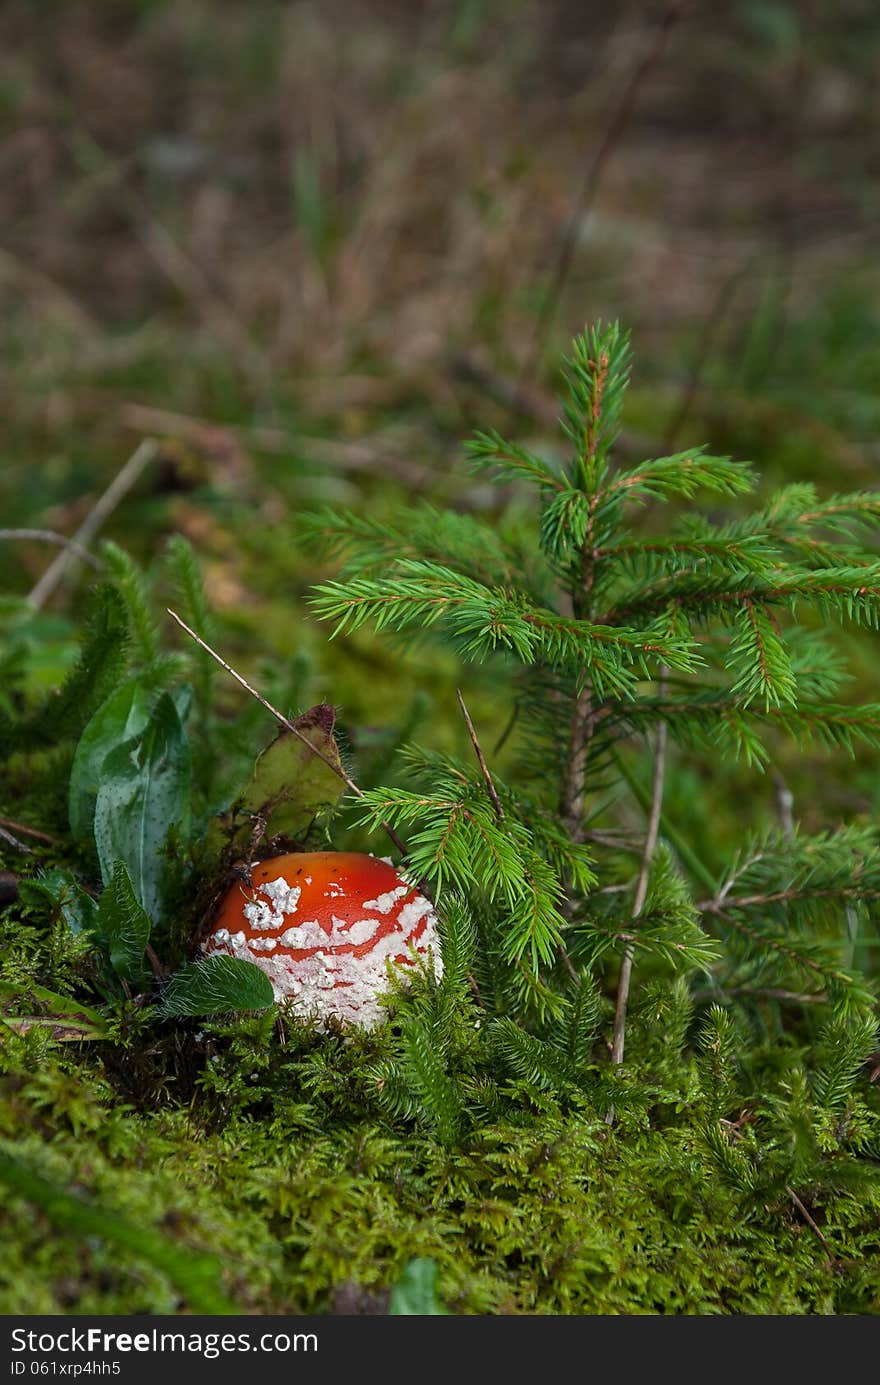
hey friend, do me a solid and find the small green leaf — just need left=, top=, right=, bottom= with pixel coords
left=22, top=870, right=99, bottom=936
left=389, top=1258, right=448, bottom=1315
left=160, top=956, right=274, bottom=1018
left=69, top=679, right=150, bottom=840
left=241, top=703, right=346, bottom=842
left=94, top=691, right=191, bottom=921
left=93, top=861, right=152, bottom=983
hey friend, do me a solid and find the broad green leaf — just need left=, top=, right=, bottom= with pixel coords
left=94, top=691, right=191, bottom=922
left=159, top=955, right=274, bottom=1018
left=241, top=703, right=346, bottom=842
left=69, top=678, right=150, bottom=840
left=93, top=861, right=152, bottom=983
left=388, top=1258, right=448, bottom=1315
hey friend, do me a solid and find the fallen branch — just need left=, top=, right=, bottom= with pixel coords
left=0, top=816, right=58, bottom=845
left=0, top=826, right=31, bottom=855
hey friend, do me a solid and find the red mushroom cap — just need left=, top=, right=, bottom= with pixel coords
left=203, top=851, right=442, bottom=1029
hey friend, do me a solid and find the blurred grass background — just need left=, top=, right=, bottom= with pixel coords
left=2, top=0, right=879, bottom=865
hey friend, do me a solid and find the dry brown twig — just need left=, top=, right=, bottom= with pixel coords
left=0, top=816, right=58, bottom=846
left=692, top=985, right=826, bottom=1006
left=455, top=689, right=505, bottom=822
left=118, top=402, right=436, bottom=492
left=0, top=826, right=31, bottom=854
left=602, top=712, right=668, bottom=1128
left=786, top=1186, right=841, bottom=1269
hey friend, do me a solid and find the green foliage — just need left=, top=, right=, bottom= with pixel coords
left=389, top=1258, right=448, bottom=1315
left=93, top=861, right=152, bottom=985
left=311, top=320, right=880, bottom=1035
left=68, top=679, right=150, bottom=841
left=235, top=706, right=346, bottom=845
left=100, top=541, right=160, bottom=667
left=164, top=535, right=216, bottom=720
left=572, top=844, right=718, bottom=974
left=2, top=975, right=877, bottom=1314
left=354, top=754, right=574, bottom=983
left=0, top=584, right=128, bottom=757
left=159, top=956, right=275, bottom=1018
left=93, top=690, right=191, bottom=923
left=3, top=320, right=880, bottom=1316
left=0, top=1152, right=236, bottom=1314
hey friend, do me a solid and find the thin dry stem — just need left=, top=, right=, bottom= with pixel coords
left=166, top=608, right=410, bottom=860
left=456, top=688, right=505, bottom=822
left=610, top=711, right=668, bottom=1072
left=772, top=768, right=795, bottom=841
left=0, top=530, right=103, bottom=570
left=0, top=825, right=31, bottom=854
left=559, top=691, right=596, bottom=841
left=28, top=439, right=159, bottom=609
left=692, top=985, right=826, bottom=1006
left=145, top=943, right=168, bottom=982
left=787, top=1186, right=840, bottom=1268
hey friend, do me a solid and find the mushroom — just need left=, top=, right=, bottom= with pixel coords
left=203, top=851, right=443, bottom=1029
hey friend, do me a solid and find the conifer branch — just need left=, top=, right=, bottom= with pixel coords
left=308, top=320, right=880, bottom=1040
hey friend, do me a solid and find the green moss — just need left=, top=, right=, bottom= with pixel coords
left=1, top=971, right=878, bottom=1315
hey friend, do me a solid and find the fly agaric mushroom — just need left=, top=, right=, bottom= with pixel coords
left=203, top=851, right=442, bottom=1029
